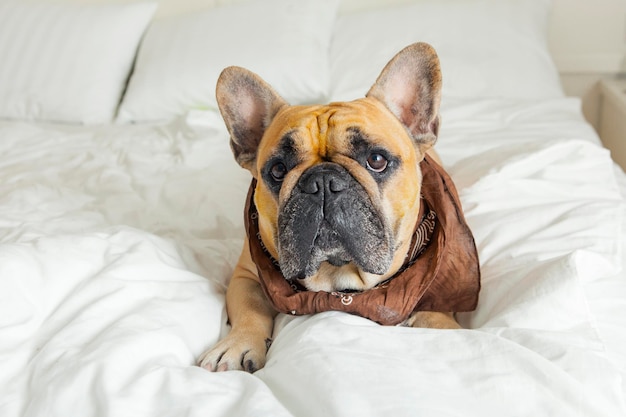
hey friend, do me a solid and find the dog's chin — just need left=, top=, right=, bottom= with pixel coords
left=291, top=257, right=392, bottom=293
left=278, top=235, right=393, bottom=282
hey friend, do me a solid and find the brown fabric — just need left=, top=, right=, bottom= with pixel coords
left=245, top=154, right=480, bottom=325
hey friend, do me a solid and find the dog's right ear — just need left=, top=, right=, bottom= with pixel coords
left=366, top=43, right=442, bottom=154
left=216, top=67, right=288, bottom=174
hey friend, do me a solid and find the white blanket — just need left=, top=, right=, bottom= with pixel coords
left=1, top=98, right=624, bottom=416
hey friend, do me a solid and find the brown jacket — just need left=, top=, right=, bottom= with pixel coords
left=245, top=155, right=480, bottom=325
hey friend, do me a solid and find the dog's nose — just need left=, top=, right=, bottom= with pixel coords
left=299, top=163, right=350, bottom=195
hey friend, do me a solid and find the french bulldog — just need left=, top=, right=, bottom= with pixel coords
left=198, top=43, right=480, bottom=373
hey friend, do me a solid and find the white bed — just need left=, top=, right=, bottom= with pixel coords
left=1, top=0, right=624, bottom=416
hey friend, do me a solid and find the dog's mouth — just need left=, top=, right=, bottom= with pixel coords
left=277, top=163, right=393, bottom=281
left=326, top=254, right=350, bottom=267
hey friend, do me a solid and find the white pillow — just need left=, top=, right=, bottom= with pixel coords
left=330, top=0, right=564, bottom=101
left=117, top=0, right=340, bottom=123
left=0, top=1, right=157, bottom=124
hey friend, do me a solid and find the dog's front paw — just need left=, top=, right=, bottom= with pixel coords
left=198, top=330, right=272, bottom=373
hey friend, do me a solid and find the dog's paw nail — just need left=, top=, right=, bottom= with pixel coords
left=243, top=359, right=257, bottom=373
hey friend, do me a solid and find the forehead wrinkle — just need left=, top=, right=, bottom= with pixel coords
left=312, top=107, right=338, bottom=159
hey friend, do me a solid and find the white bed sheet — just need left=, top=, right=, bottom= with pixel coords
left=0, top=97, right=624, bottom=416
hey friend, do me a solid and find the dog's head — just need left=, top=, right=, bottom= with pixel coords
left=217, top=43, right=442, bottom=291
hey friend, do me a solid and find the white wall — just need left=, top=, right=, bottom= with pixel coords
left=549, top=0, right=626, bottom=74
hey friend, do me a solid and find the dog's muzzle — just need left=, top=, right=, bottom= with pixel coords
left=277, top=162, right=393, bottom=281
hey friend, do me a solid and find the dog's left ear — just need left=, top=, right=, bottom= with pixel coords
left=366, top=42, right=441, bottom=153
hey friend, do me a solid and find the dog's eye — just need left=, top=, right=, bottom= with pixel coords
left=270, top=162, right=288, bottom=181
left=366, top=153, right=388, bottom=173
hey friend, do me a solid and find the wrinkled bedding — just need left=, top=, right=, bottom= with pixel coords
left=1, top=97, right=624, bottom=416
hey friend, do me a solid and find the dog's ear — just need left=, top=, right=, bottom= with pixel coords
left=216, top=66, right=288, bottom=173
left=366, top=42, right=441, bottom=153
